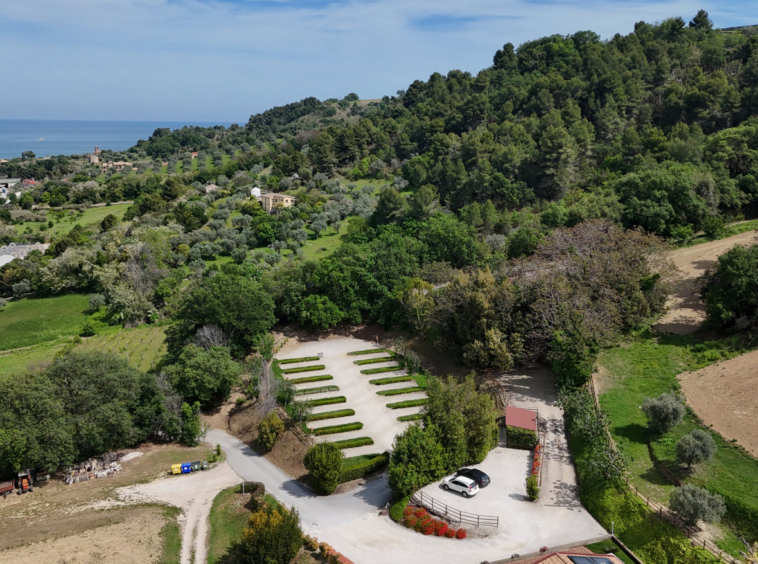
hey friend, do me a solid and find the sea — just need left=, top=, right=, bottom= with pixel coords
left=0, top=119, right=234, bottom=160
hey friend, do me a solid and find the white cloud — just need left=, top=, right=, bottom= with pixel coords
left=1, top=0, right=755, bottom=120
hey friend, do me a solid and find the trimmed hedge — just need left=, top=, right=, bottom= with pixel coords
left=279, top=356, right=320, bottom=364
left=282, top=364, right=326, bottom=374
left=295, top=385, right=339, bottom=396
left=387, top=399, right=428, bottom=409
left=311, top=422, right=363, bottom=436
left=354, top=355, right=396, bottom=365
left=308, top=396, right=346, bottom=407
left=308, top=409, right=355, bottom=422
left=339, top=452, right=390, bottom=483
left=506, top=425, right=538, bottom=450
left=348, top=348, right=389, bottom=356
left=377, top=386, right=424, bottom=396
left=397, top=413, right=424, bottom=422
left=287, top=374, right=333, bottom=384
left=369, top=376, right=412, bottom=385
left=360, top=365, right=404, bottom=374
left=331, top=437, right=374, bottom=449
left=389, top=496, right=411, bottom=522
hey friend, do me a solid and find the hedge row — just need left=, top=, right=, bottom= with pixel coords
left=397, top=413, right=424, bottom=422
left=354, top=355, right=396, bottom=365
left=295, top=385, right=339, bottom=396
left=308, top=396, right=346, bottom=407
left=308, top=409, right=355, bottom=422
left=279, top=356, right=320, bottom=364
left=348, top=348, right=389, bottom=356
left=387, top=399, right=428, bottom=409
left=360, top=365, right=404, bottom=374
left=339, top=452, right=390, bottom=483
left=506, top=425, right=538, bottom=450
left=287, top=374, right=333, bottom=385
left=377, top=386, right=424, bottom=396
left=311, top=422, right=363, bottom=436
left=331, top=437, right=374, bottom=449
left=282, top=364, right=326, bottom=374
left=369, top=376, right=412, bottom=385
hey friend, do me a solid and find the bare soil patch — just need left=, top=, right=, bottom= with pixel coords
left=0, top=507, right=166, bottom=564
left=678, top=350, right=758, bottom=458
left=654, top=230, right=757, bottom=335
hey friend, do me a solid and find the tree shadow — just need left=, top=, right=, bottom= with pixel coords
left=613, top=423, right=649, bottom=445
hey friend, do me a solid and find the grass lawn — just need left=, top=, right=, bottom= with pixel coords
left=206, top=155, right=214, bottom=170
left=14, top=202, right=131, bottom=236
left=222, top=154, right=231, bottom=166
left=191, top=158, right=199, bottom=172
left=175, top=162, right=183, bottom=174
left=0, top=342, right=64, bottom=380
left=598, top=331, right=758, bottom=550
left=585, top=540, right=635, bottom=564
left=0, top=294, right=90, bottom=350
left=299, top=221, right=349, bottom=260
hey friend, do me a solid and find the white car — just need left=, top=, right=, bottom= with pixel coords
left=442, top=475, right=479, bottom=498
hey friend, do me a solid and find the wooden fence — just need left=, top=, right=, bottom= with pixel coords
left=410, top=490, right=499, bottom=528
left=587, top=375, right=743, bottom=564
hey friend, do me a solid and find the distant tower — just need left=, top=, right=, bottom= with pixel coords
left=94, top=146, right=101, bottom=154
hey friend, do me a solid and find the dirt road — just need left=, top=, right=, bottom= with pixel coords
left=118, top=460, right=241, bottom=564
left=678, top=350, right=758, bottom=458
left=653, top=230, right=758, bottom=334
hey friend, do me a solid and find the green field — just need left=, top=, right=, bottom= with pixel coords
left=14, top=203, right=131, bottom=236
left=0, top=342, right=65, bottom=379
left=297, top=221, right=348, bottom=260
left=598, top=332, right=758, bottom=551
left=0, top=294, right=91, bottom=350
left=75, top=325, right=168, bottom=372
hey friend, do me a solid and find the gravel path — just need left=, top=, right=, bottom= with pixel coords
left=118, top=461, right=242, bottom=564
left=654, top=230, right=757, bottom=334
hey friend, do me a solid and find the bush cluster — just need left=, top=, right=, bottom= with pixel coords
left=295, top=385, right=339, bottom=396
left=386, top=399, right=428, bottom=409
left=377, top=386, right=424, bottom=396
left=347, top=348, right=389, bottom=356
left=400, top=507, right=467, bottom=540
left=360, top=365, right=404, bottom=374
left=282, top=364, right=326, bottom=374
left=308, top=409, right=355, bottom=422
left=258, top=411, right=284, bottom=451
left=279, top=356, right=320, bottom=364
left=506, top=426, right=538, bottom=450
left=339, top=452, right=389, bottom=483
left=354, top=355, right=396, bottom=365
left=308, top=396, right=346, bottom=407
left=332, top=437, right=374, bottom=449
left=311, top=422, right=363, bottom=436
left=287, top=374, right=333, bottom=384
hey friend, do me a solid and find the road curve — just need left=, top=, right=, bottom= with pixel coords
left=205, top=428, right=392, bottom=532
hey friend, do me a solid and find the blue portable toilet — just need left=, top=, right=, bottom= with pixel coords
left=181, top=462, right=191, bottom=474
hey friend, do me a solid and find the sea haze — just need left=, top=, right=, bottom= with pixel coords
left=0, top=119, right=234, bottom=160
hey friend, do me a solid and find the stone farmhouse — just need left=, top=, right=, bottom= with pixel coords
left=260, top=192, right=296, bottom=213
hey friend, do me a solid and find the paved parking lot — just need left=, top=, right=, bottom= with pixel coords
left=277, top=337, right=426, bottom=456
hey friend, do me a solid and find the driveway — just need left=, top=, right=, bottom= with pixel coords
left=209, top=408, right=607, bottom=564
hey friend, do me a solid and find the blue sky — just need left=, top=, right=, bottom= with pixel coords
left=1, top=0, right=756, bottom=123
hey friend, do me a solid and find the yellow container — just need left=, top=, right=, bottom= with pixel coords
left=171, top=464, right=182, bottom=475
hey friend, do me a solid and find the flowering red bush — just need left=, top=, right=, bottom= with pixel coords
left=415, top=515, right=432, bottom=532
left=434, top=521, right=448, bottom=536
left=456, top=528, right=467, bottom=539
left=422, top=522, right=435, bottom=535
left=405, top=516, right=417, bottom=529
left=403, top=506, right=415, bottom=518
left=444, top=528, right=456, bottom=538
left=414, top=507, right=427, bottom=518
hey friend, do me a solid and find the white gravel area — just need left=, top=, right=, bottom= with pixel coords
left=277, top=337, right=425, bottom=456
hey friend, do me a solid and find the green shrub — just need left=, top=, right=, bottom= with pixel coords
left=308, top=396, right=346, bottom=407
left=282, top=364, right=325, bottom=374
left=360, top=365, right=403, bottom=374
left=230, top=505, right=302, bottom=564
left=675, top=429, right=717, bottom=469
left=287, top=374, right=333, bottom=384
left=369, top=376, right=412, bottom=385
left=304, top=442, right=343, bottom=495
left=388, top=423, right=446, bottom=497
left=670, top=485, right=726, bottom=526
left=331, top=437, right=374, bottom=449
left=348, top=348, right=389, bottom=356
left=279, top=356, right=320, bottom=364
left=397, top=413, right=424, bottom=422
left=308, top=409, right=355, bottom=422
left=506, top=426, right=538, bottom=449
left=642, top=393, right=685, bottom=433
left=354, top=355, right=396, bottom=365
left=387, top=399, right=428, bottom=409
left=311, top=422, right=363, bottom=436
left=526, top=475, right=540, bottom=501
left=389, top=495, right=410, bottom=522
left=377, top=386, right=424, bottom=396
left=295, top=385, right=339, bottom=396
left=340, top=452, right=389, bottom=482
left=258, top=412, right=284, bottom=450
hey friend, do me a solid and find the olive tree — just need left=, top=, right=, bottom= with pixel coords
left=670, top=484, right=725, bottom=525
left=676, top=429, right=717, bottom=469
left=642, top=393, right=685, bottom=433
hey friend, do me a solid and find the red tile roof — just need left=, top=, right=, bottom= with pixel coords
left=506, top=406, right=537, bottom=431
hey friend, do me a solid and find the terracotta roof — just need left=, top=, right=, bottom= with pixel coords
left=505, top=406, right=537, bottom=431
